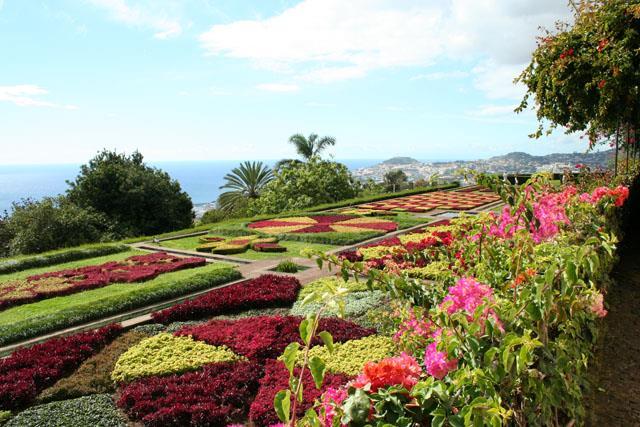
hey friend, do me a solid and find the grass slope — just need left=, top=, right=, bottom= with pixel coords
left=0, top=263, right=240, bottom=346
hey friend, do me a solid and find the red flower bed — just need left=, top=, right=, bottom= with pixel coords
left=252, top=243, right=287, bottom=252
left=118, top=361, right=263, bottom=427
left=176, top=316, right=375, bottom=361
left=0, top=252, right=206, bottom=310
left=248, top=215, right=397, bottom=234
left=356, top=191, right=500, bottom=212
left=0, top=324, right=121, bottom=410
left=152, top=275, right=301, bottom=323
left=249, top=360, right=351, bottom=427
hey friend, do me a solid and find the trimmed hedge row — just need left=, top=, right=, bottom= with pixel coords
left=0, top=267, right=241, bottom=346
left=0, top=244, right=130, bottom=275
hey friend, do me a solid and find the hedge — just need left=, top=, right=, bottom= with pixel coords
left=5, top=394, right=127, bottom=427
left=0, top=244, right=130, bottom=275
left=0, top=266, right=241, bottom=346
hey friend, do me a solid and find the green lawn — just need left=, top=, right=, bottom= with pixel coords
left=159, top=236, right=337, bottom=260
left=0, top=250, right=143, bottom=282
left=0, top=262, right=240, bottom=345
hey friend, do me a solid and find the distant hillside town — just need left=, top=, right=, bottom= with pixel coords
left=353, top=150, right=614, bottom=183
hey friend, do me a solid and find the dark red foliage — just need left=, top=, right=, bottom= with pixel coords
left=338, top=250, right=363, bottom=262
left=0, top=324, right=121, bottom=410
left=312, top=215, right=356, bottom=223
left=249, top=360, right=351, bottom=427
left=152, top=275, right=301, bottom=323
left=176, top=315, right=375, bottom=361
left=252, top=243, right=287, bottom=252
left=0, top=253, right=206, bottom=310
left=118, top=361, right=263, bottom=427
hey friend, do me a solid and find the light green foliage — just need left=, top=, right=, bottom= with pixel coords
left=5, top=394, right=127, bottom=427
left=292, top=290, right=386, bottom=321
left=273, top=260, right=299, bottom=273
left=298, top=277, right=371, bottom=300
left=403, top=261, right=451, bottom=280
left=0, top=411, right=10, bottom=423
left=359, top=245, right=401, bottom=260
left=111, top=333, right=242, bottom=382
left=299, top=336, right=396, bottom=376
left=249, top=158, right=360, bottom=215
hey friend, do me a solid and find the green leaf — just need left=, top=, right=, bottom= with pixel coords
left=341, top=388, right=370, bottom=425
left=318, top=331, right=335, bottom=353
left=304, top=408, right=321, bottom=427
left=299, top=318, right=313, bottom=345
left=282, top=342, right=300, bottom=375
left=274, top=389, right=291, bottom=424
left=309, top=356, right=326, bottom=389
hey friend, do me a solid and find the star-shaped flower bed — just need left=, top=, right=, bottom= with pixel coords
left=247, top=215, right=397, bottom=234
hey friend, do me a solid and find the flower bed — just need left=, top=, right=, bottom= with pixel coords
left=356, top=189, right=501, bottom=212
left=176, top=315, right=375, bottom=361
left=252, top=242, right=287, bottom=252
left=117, top=361, right=262, bottom=427
left=248, top=360, right=350, bottom=427
left=152, top=274, right=301, bottom=323
left=111, top=333, right=242, bottom=383
left=0, top=252, right=206, bottom=310
left=0, top=324, right=121, bottom=410
left=248, top=215, right=398, bottom=234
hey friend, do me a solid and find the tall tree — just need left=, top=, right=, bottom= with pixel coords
left=67, top=150, right=193, bottom=236
left=288, top=133, right=336, bottom=160
left=218, top=161, right=274, bottom=214
left=383, top=170, right=408, bottom=192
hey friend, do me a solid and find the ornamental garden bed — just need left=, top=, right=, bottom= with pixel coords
left=355, top=188, right=501, bottom=212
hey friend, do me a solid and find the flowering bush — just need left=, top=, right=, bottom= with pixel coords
left=0, top=324, right=121, bottom=410
left=152, top=274, right=301, bottom=323
left=249, top=360, right=350, bottom=427
left=0, top=252, right=206, bottom=309
left=111, top=333, right=242, bottom=383
left=176, top=315, right=374, bottom=361
left=118, top=361, right=262, bottom=427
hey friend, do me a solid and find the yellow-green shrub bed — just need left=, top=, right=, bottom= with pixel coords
left=111, top=333, right=242, bottom=383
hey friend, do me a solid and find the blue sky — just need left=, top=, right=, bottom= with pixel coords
left=0, top=0, right=589, bottom=164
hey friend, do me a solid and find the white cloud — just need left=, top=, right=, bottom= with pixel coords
left=410, top=71, right=469, bottom=81
left=467, top=104, right=518, bottom=117
left=0, top=85, right=77, bottom=109
left=199, top=0, right=572, bottom=98
left=87, top=0, right=182, bottom=39
left=256, top=83, right=299, bottom=93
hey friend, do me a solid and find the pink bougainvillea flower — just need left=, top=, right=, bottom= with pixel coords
left=424, top=342, right=458, bottom=379
left=591, top=293, right=608, bottom=318
left=353, top=352, right=422, bottom=392
left=394, top=310, right=434, bottom=342
left=440, top=277, right=503, bottom=331
left=321, top=387, right=348, bottom=427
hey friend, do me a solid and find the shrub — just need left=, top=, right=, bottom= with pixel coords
left=111, top=333, right=242, bottom=383
left=0, top=324, right=121, bottom=410
left=273, top=260, right=299, bottom=273
left=152, top=274, right=301, bottom=323
left=1, top=197, right=115, bottom=256
left=298, top=335, right=396, bottom=376
left=298, top=277, right=370, bottom=300
left=0, top=252, right=206, bottom=310
left=0, top=266, right=241, bottom=346
left=5, top=394, right=127, bottom=427
left=117, top=361, right=263, bottom=427
left=249, top=360, right=351, bottom=427
left=176, top=315, right=375, bottom=361
left=38, top=331, right=150, bottom=403
left=0, top=244, right=129, bottom=275
left=199, top=208, right=228, bottom=225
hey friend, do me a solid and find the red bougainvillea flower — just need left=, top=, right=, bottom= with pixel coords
left=423, top=342, right=458, bottom=379
left=591, top=293, right=607, bottom=318
left=352, top=352, right=422, bottom=392
left=598, top=79, right=606, bottom=89
left=597, top=38, right=609, bottom=52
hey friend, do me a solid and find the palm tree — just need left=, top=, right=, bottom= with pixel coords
left=217, top=161, right=274, bottom=214
left=288, top=133, right=336, bottom=160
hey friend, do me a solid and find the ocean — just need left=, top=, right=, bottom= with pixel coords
left=0, top=159, right=380, bottom=214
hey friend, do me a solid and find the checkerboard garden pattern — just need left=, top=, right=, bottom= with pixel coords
left=356, top=189, right=501, bottom=213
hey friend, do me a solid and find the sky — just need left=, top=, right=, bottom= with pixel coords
left=0, top=0, right=590, bottom=165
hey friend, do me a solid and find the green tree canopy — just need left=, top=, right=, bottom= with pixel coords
left=66, top=150, right=193, bottom=236
left=248, top=158, right=360, bottom=214
left=383, top=169, right=409, bottom=192
left=217, top=161, right=274, bottom=215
